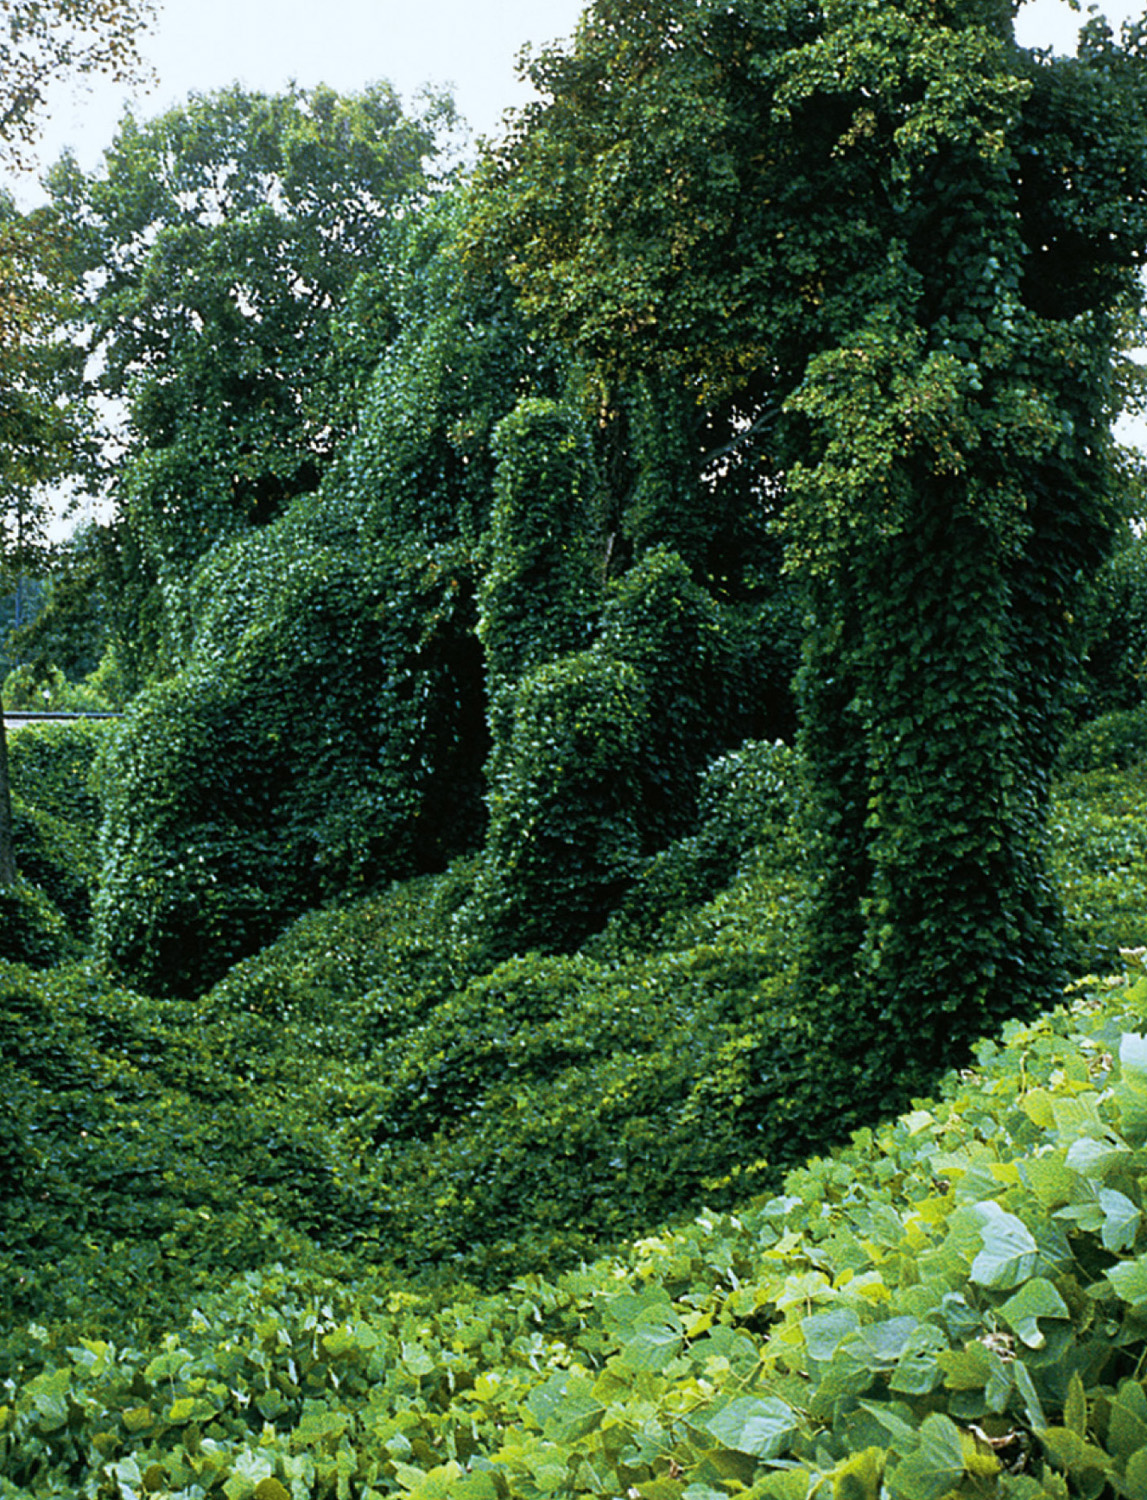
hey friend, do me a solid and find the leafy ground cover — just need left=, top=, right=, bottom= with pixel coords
left=5, top=725, right=1147, bottom=1497
left=5, top=971, right=1147, bottom=1498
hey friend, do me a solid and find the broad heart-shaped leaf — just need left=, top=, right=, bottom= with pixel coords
left=1107, top=1254, right=1147, bottom=1308
left=699, top=1396, right=798, bottom=1459
left=1099, top=1188, right=1142, bottom=1253
left=803, top=1306, right=860, bottom=1362
left=1065, top=1136, right=1132, bottom=1180
left=617, top=1307, right=685, bottom=1372
left=969, top=1201, right=1038, bottom=1290
left=888, top=1413, right=965, bottom=1500
left=998, top=1277, right=1070, bottom=1348
left=1114, top=1034, right=1147, bottom=1147
left=1108, top=1379, right=1147, bottom=1464
left=525, top=1371, right=603, bottom=1443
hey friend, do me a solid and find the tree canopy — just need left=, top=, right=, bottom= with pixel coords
left=471, top=0, right=1147, bottom=1081
left=47, top=81, right=458, bottom=672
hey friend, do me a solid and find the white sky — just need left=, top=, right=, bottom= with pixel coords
left=6, top=0, right=1145, bottom=203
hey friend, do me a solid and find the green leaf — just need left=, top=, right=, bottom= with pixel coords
left=888, top=1413, right=966, bottom=1500
left=1125, top=1448, right=1147, bottom=1500
left=1099, top=1188, right=1141, bottom=1253
left=803, top=1306, right=860, bottom=1362
left=969, top=1201, right=1038, bottom=1290
left=1065, top=1136, right=1131, bottom=1179
left=1108, top=1379, right=1147, bottom=1463
left=832, top=1447, right=885, bottom=1500
left=701, top=1396, right=799, bottom=1459
left=1037, top=1427, right=1112, bottom=1484
left=1064, top=1372, right=1088, bottom=1439
left=998, top=1277, right=1070, bottom=1348
left=618, top=1308, right=685, bottom=1372
left=1013, top=1360, right=1047, bottom=1432
left=1115, top=1034, right=1147, bottom=1147
left=1107, top=1254, right=1147, bottom=1307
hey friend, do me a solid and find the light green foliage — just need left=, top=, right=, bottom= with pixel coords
left=1050, top=761, right=1147, bottom=977
left=10, top=970, right=1147, bottom=1497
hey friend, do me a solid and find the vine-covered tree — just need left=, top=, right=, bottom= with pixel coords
left=47, top=82, right=457, bottom=675
left=472, top=0, right=1147, bottom=1091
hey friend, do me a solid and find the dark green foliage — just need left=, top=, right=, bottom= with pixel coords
left=47, top=82, right=456, bottom=677
left=458, top=651, right=650, bottom=959
left=0, top=879, right=72, bottom=965
left=477, top=397, right=599, bottom=691
left=465, top=544, right=771, bottom=960
left=0, top=962, right=375, bottom=1339
left=6, top=720, right=109, bottom=942
left=1075, top=529, right=1147, bottom=721
left=475, top=0, right=1147, bottom=1090
left=590, top=737, right=799, bottom=956
left=95, top=497, right=486, bottom=997
left=598, top=547, right=759, bottom=846
left=8, top=717, right=106, bottom=829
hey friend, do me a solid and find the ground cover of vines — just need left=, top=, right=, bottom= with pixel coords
left=5, top=715, right=1147, bottom=1496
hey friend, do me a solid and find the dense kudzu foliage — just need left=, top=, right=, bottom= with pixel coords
left=7, top=967, right=1147, bottom=1499
left=5, top=739, right=1144, bottom=1351
left=95, top=496, right=487, bottom=997
left=474, top=0, right=1147, bottom=1084
left=0, top=720, right=111, bottom=962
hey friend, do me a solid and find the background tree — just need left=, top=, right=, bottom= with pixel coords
left=0, top=0, right=150, bottom=925
left=471, top=0, right=1147, bottom=1091
left=48, top=81, right=457, bottom=677
left=0, top=0, right=152, bottom=171
left=0, top=193, right=92, bottom=887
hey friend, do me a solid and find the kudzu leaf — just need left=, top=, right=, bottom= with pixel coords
left=969, top=1201, right=1038, bottom=1290
left=701, top=1396, right=798, bottom=1458
left=1107, top=1254, right=1147, bottom=1307
left=1065, top=1136, right=1131, bottom=1179
left=1037, top=1427, right=1112, bottom=1483
left=852, top=1317, right=920, bottom=1370
left=830, top=1447, right=885, bottom=1500
left=1108, top=1379, right=1147, bottom=1463
left=1115, top=1034, right=1147, bottom=1147
left=998, top=1277, right=1069, bottom=1348
left=618, top=1308, right=685, bottom=1372
left=1063, top=1372, right=1087, bottom=1439
left=1099, top=1188, right=1141, bottom=1253
left=803, top=1307, right=860, bottom=1362
left=1013, top=1360, right=1047, bottom=1431
left=888, top=1413, right=965, bottom=1500
left=1125, top=1447, right=1147, bottom=1500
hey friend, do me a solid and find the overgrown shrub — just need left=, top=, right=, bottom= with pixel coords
left=591, top=737, right=800, bottom=955
left=95, top=499, right=487, bottom=997
left=6, top=719, right=110, bottom=943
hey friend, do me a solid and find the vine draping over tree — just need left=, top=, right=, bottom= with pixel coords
left=470, top=0, right=1147, bottom=1091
